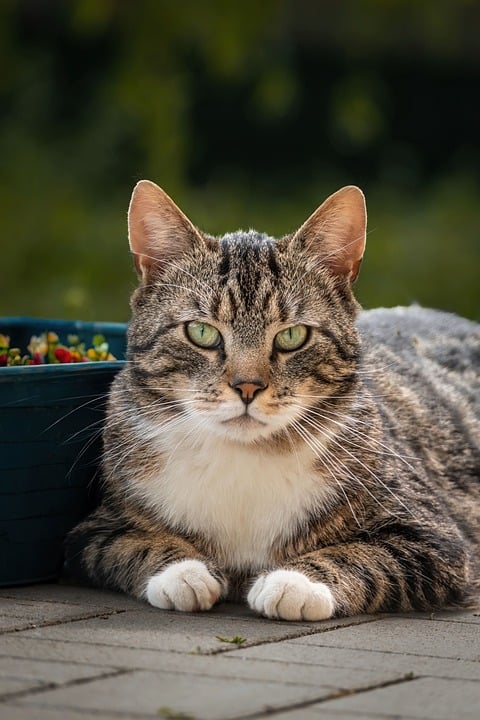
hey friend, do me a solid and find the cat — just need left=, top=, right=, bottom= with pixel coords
left=64, top=180, right=480, bottom=621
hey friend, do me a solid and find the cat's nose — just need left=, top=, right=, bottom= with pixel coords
left=230, top=379, right=267, bottom=405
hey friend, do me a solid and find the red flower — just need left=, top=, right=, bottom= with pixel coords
left=30, top=352, right=43, bottom=365
left=54, top=347, right=73, bottom=363
left=0, top=354, right=8, bottom=367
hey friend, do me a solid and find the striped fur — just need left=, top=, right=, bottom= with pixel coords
left=65, top=182, right=480, bottom=619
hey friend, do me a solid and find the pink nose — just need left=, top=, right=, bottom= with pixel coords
left=230, top=379, right=267, bottom=405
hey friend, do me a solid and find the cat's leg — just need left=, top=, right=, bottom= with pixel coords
left=248, top=526, right=470, bottom=620
left=64, top=505, right=228, bottom=612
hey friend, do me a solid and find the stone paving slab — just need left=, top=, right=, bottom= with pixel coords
left=318, top=676, right=480, bottom=720
left=0, top=584, right=478, bottom=720
left=0, top=583, right=142, bottom=610
left=0, top=634, right=404, bottom=689
left=8, top=610, right=312, bottom=655
left=403, top=610, right=480, bottom=625
left=13, top=669, right=331, bottom=720
left=0, top=676, right=45, bottom=697
left=8, top=606, right=375, bottom=655
left=286, top=614, right=480, bottom=661
left=235, top=641, right=480, bottom=681
left=0, top=704, right=143, bottom=720
left=0, top=655, right=116, bottom=685
left=0, top=596, right=121, bottom=633
left=272, top=710, right=395, bottom=720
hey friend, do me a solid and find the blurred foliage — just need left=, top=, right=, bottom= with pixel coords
left=0, top=0, right=479, bottom=322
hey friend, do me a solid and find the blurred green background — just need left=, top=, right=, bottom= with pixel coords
left=1, top=0, right=479, bottom=323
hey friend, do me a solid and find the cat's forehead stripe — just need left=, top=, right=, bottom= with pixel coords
left=218, top=238, right=230, bottom=285
left=213, top=231, right=282, bottom=319
left=267, top=242, right=281, bottom=278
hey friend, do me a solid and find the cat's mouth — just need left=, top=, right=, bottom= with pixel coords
left=222, top=413, right=266, bottom=428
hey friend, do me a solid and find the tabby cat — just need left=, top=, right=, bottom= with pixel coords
left=65, top=181, right=480, bottom=620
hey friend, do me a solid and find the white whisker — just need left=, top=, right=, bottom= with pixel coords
left=297, top=412, right=414, bottom=518
left=297, top=403, right=420, bottom=469
left=290, top=419, right=361, bottom=526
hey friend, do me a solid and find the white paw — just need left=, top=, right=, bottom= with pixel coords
left=146, top=559, right=222, bottom=612
left=248, top=569, right=334, bottom=621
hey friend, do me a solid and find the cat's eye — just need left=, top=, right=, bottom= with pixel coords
left=274, top=325, right=308, bottom=352
left=186, top=321, right=221, bottom=349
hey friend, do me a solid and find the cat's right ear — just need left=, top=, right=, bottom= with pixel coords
left=128, top=180, right=203, bottom=281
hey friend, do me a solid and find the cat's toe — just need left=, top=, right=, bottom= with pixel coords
left=145, top=559, right=222, bottom=612
left=248, top=569, right=334, bottom=621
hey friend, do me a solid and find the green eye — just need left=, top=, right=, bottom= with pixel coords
left=186, top=321, right=221, bottom=348
left=274, top=325, right=308, bottom=351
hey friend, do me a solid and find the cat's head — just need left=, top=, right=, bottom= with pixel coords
left=125, top=180, right=366, bottom=445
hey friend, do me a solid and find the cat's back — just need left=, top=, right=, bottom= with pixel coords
left=358, top=305, right=478, bottom=349
left=358, top=305, right=480, bottom=379
left=357, top=306, right=480, bottom=462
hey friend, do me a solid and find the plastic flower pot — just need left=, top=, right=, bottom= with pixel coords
left=0, top=317, right=127, bottom=586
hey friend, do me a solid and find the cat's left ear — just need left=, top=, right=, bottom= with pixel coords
left=128, top=180, right=203, bottom=280
left=292, top=186, right=366, bottom=283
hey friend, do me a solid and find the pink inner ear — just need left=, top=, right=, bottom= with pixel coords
left=127, top=180, right=202, bottom=279
left=293, top=185, right=367, bottom=282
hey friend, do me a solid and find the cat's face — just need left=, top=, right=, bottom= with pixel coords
left=126, top=182, right=366, bottom=445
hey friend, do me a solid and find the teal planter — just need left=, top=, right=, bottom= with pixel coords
left=0, top=318, right=127, bottom=586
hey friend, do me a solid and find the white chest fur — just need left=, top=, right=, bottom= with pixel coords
left=131, top=425, right=333, bottom=572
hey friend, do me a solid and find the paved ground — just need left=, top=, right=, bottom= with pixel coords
left=0, top=583, right=478, bottom=720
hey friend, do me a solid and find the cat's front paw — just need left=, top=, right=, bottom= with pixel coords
left=146, top=559, right=223, bottom=612
left=248, top=569, right=334, bottom=621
